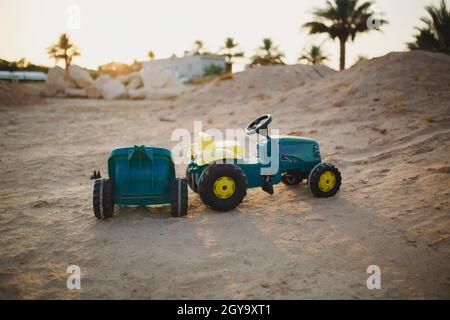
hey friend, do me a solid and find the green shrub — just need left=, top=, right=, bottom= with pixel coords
left=203, top=64, right=224, bottom=76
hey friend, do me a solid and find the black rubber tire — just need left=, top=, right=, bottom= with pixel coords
left=93, top=179, right=115, bottom=219
left=308, top=163, right=342, bottom=198
left=198, top=164, right=248, bottom=212
left=171, top=178, right=188, bottom=217
left=186, top=163, right=198, bottom=193
left=281, top=174, right=303, bottom=186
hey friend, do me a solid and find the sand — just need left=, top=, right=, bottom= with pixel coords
left=0, top=50, right=449, bottom=299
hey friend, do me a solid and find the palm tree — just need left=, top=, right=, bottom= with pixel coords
left=17, top=58, right=28, bottom=68
left=298, top=45, right=329, bottom=65
left=249, top=38, right=285, bottom=67
left=407, top=0, right=450, bottom=54
left=148, top=50, right=155, bottom=60
left=47, top=33, right=80, bottom=70
left=303, top=0, right=387, bottom=70
left=193, top=40, right=205, bottom=55
left=219, top=37, right=244, bottom=72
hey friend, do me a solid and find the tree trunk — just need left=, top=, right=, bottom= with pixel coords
left=226, top=62, right=232, bottom=73
left=64, top=49, right=69, bottom=70
left=339, top=38, right=346, bottom=71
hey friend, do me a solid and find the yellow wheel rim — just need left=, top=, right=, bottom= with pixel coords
left=318, top=171, right=336, bottom=192
left=213, top=176, right=235, bottom=199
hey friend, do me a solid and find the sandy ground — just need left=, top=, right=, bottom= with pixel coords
left=0, top=51, right=449, bottom=299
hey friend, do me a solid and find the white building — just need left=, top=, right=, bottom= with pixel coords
left=142, top=54, right=226, bottom=82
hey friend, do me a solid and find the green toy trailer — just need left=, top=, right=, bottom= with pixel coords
left=92, top=145, right=188, bottom=219
left=186, top=114, right=342, bottom=211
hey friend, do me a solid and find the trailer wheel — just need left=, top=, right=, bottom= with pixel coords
left=198, top=164, right=247, bottom=212
left=93, top=179, right=115, bottom=219
left=308, top=163, right=342, bottom=198
left=171, top=178, right=188, bottom=217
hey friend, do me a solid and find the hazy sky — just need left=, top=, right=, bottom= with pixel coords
left=0, top=0, right=447, bottom=70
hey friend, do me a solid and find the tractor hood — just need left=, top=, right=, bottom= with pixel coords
left=258, top=135, right=321, bottom=163
left=271, top=135, right=319, bottom=145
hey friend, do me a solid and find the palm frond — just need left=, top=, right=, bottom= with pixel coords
left=408, top=0, right=450, bottom=54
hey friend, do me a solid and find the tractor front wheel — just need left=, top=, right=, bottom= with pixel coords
left=308, top=163, right=342, bottom=198
left=198, top=164, right=247, bottom=212
left=171, top=178, right=188, bottom=217
left=186, top=163, right=198, bottom=193
left=93, top=179, right=115, bottom=219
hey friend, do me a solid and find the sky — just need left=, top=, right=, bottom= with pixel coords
left=0, top=0, right=447, bottom=71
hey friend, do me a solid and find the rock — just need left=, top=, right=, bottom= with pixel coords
left=45, top=66, right=76, bottom=95
left=140, top=65, right=190, bottom=99
left=47, top=66, right=76, bottom=88
left=117, top=74, right=131, bottom=85
left=68, top=65, right=94, bottom=88
left=64, top=66, right=102, bottom=99
left=141, top=65, right=176, bottom=89
left=128, top=87, right=146, bottom=100
left=127, top=72, right=143, bottom=89
left=94, top=74, right=112, bottom=88
left=93, top=75, right=112, bottom=99
left=64, top=88, right=87, bottom=98
left=85, top=85, right=102, bottom=99
left=101, top=79, right=127, bottom=100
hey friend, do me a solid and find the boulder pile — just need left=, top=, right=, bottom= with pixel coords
left=45, top=65, right=190, bottom=100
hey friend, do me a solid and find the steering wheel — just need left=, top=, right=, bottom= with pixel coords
left=245, top=114, right=272, bottom=136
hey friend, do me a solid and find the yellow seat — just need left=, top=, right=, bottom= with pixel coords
left=199, top=132, right=215, bottom=151
left=190, top=132, right=243, bottom=165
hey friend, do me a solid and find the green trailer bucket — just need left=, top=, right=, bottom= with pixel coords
left=92, top=145, right=188, bottom=219
left=108, top=145, right=175, bottom=206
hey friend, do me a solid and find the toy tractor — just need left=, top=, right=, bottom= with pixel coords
left=92, top=145, right=188, bottom=219
left=186, top=114, right=342, bottom=211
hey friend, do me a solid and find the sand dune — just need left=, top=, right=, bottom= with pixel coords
left=0, top=50, right=449, bottom=299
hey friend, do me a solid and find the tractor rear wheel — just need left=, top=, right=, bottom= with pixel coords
left=308, top=163, right=342, bottom=198
left=198, top=164, right=247, bottom=212
left=171, top=178, right=188, bottom=217
left=93, top=179, right=115, bottom=219
left=281, top=173, right=303, bottom=186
